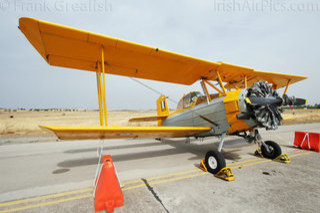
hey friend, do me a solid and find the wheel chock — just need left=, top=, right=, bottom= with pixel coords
left=274, top=153, right=291, bottom=163
left=254, top=149, right=291, bottom=163
left=199, top=158, right=208, bottom=172
left=254, top=148, right=264, bottom=158
left=215, top=167, right=235, bottom=181
left=199, top=159, right=235, bottom=181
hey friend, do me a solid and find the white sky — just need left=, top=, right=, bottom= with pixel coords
left=0, top=0, right=319, bottom=110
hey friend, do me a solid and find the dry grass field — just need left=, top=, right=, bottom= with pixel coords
left=0, top=110, right=158, bottom=139
left=0, top=109, right=319, bottom=139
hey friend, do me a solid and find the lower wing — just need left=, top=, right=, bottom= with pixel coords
left=40, top=125, right=212, bottom=140
left=128, top=115, right=168, bottom=122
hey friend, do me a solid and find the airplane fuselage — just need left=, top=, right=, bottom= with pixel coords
left=162, top=89, right=257, bottom=137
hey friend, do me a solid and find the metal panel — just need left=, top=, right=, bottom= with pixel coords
left=163, top=96, right=230, bottom=136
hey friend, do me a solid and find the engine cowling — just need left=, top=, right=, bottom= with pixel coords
left=237, top=81, right=306, bottom=130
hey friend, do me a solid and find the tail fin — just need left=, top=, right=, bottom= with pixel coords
left=157, top=95, right=170, bottom=126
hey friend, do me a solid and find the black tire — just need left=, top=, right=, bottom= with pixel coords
left=205, top=150, right=226, bottom=174
left=261, top=141, right=282, bottom=159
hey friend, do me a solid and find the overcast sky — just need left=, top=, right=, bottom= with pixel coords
left=0, top=0, right=319, bottom=110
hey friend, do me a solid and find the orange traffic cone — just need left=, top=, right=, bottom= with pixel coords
left=94, top=155, right=124, bottom=213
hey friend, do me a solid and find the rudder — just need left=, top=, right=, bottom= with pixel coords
left=157, top=95, right=170, bottom=126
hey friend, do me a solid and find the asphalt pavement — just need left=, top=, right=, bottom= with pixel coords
left=0, top=123, right=319, bottom=212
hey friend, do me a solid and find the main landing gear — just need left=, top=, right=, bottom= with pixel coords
left=201, top=129, right=289, bottom=180
left=204, top=133, right=227, bottom=174
left=238, top=129, right=290, bottom=163
left=201, top=133, right=235, bottom=181
left=248, top=129, right=283, bottom=159
left=260, top=140, right=282, bottom=159
left=205, top=150, right=226, bottom=174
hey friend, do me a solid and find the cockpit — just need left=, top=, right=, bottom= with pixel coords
left=176, top=91, right=221, bottom=110
left=176, top=91, right=203, bottom=109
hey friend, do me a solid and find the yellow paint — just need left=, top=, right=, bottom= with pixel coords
left=98, top=64, right=105, bottom=126
left=147, top=172, right=207, bottom=186
left=283, top=79, right=291, bottom=95
left=203, top=79, right=223, bottom=94
left=96, top=70, right=103, bottom=126
left=215, top=167, right=235, bottom=181
left=223, top=90, right=242, bottom=102
left=101, top=46, right=108, bottom=126
left=1, top=151, right=312, bottom=213
left=129, top=115, right=168, bottom=122
left=223, top=90, right=251, bottom=134
left=230, top=159, right=271, bottom=168
left=245, top=97, right=251, bottom=104
left=40, top=125, right=211, bottom=140
left=224, top=101, right=239, bottom=113
left=201, top=80, right=211, bottom=102
left=123, top=172, right=206, bottom=191
left=156, top=95, right=170, bottom=126
left=19, top=17, right=307, bottom=88
left=228, top=158, right=265, bottom=165
left=0, top=194, right=92, bottom=213
left=0, top=188, right=92, bottom=207
left=244, top=75, right=247, bottom=88
left=289, top=152, right=313, bottom=158
left=216, top=71, right=226, bottom=95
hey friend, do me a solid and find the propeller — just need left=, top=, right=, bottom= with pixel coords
left=247, top=95, right=307, bottom=106
left=242, top=81, right=306, bottom=130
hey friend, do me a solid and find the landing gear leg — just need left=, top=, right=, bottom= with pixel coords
left=218, top=133, right=226, bottom=152
left=185, top=137, right=190, bottom=144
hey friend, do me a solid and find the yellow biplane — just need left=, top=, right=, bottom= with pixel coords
left=19, top=17, right=307, bottom=174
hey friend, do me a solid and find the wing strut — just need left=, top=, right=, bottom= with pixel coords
left=244, top=75, right=248, bottom=88
left=283, top=79, right=291, bottom=95
left=200, top=78, right=227, bottom=102
left=200, top=80, right=211, bottom=103
left=203, top=79, right=223, bottom=94
left=216, top=71, right=226, bottom=95
left=96, top=69, right=104, bottom=126
left=96, top=46, right=108, bottom=126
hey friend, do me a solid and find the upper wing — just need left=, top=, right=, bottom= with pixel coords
left=40, top=125, right=211, bottom=140
left=19, top=17, right=307, bottom=87
left=223, top=68, right=307, bottom=89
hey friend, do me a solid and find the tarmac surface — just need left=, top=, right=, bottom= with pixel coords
left=0, top=123, right=319, bottom=212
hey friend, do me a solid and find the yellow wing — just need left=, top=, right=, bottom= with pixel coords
left=40, top=125, right=212, bottom=140
left=128, top=115, right=168, bottom=122
left=19, top=17, right=307, bottom=88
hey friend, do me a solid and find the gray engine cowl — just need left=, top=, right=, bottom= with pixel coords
left=238, top=81, right=283, bottom=130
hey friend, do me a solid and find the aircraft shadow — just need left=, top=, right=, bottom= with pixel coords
left=57, top=138, right=248, bottom=168
left=64, top=142, right=162, bottom=154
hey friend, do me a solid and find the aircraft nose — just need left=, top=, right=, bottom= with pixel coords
left=239, top=81, right=306, bottom=130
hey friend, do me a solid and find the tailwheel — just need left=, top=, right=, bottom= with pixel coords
left=205, top=150, right=226, bottom=174
left=261, top=141, right=282, bottom=159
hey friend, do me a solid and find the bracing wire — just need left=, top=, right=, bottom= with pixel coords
left=130, top=76, right=217, bottom=126
left=129, top=77, right=178, bottom=104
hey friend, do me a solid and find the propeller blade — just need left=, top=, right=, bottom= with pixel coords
left=282, top=94, right=307, bottom=106
left=247, top=97, right=282, bottom=106
left=293, top=98, right=307, bottom=106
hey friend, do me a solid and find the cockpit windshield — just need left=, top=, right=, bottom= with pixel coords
left=176, top=91, right=202, bottom=109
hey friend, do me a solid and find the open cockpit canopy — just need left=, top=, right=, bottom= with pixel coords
left=177, top=91, right=202, bottom=109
